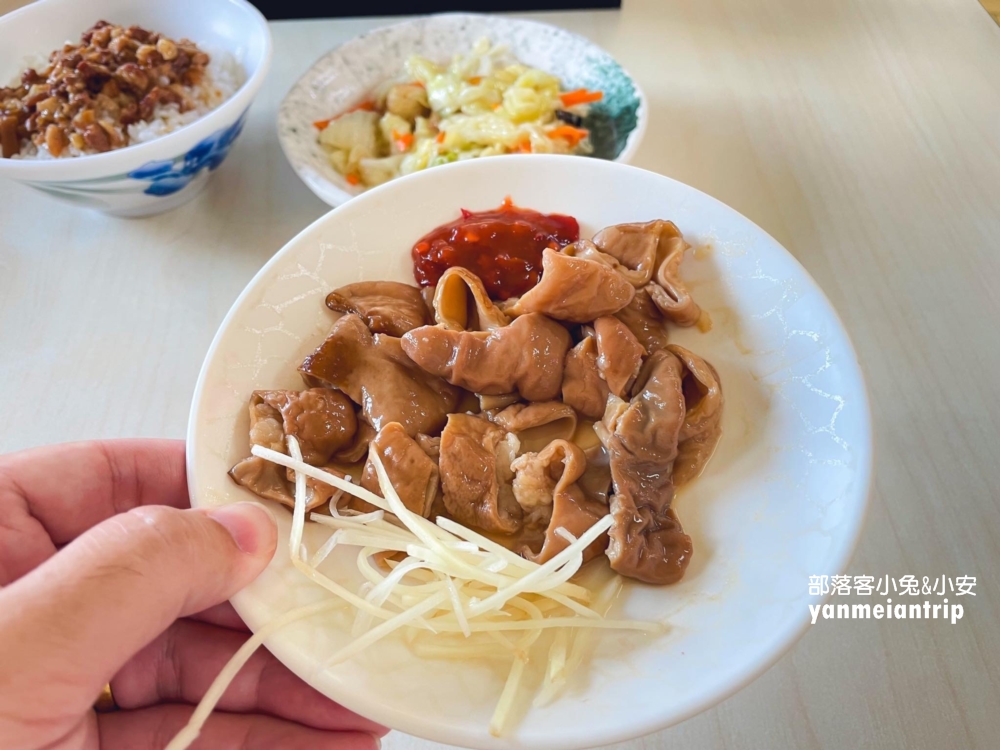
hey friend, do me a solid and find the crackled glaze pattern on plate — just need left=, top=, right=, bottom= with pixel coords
left=277, top=14, right=646, bottom=207
left=187, top=157, right=871, bottom=750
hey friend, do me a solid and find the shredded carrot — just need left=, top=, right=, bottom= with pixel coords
left=313, top=100, right=377, bottom=130
left=468, top=76, right=482, bottom=85
left=392, top=130, right=414, bottom=151
left=548, top=125, right=589, bottom=147
left=493, top=103, right=502, bottom=111
left=436, top=131, right=446, bottom=144
left=559, top=89, right=603, bottom=107
left=346, top=173, right=361, bottom=185
left=517, top=139, right=532, bottom=154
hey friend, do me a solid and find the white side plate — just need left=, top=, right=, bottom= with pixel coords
left=188, top=155, right=872, bottom=750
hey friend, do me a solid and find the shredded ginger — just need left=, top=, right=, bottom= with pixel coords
left=166, top=437, right=663, bottom=748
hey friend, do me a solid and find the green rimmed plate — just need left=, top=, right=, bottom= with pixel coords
left=277, top=13, right=647, bottom=208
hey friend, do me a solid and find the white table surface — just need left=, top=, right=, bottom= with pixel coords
left=2, top=1, right=999, bottom=748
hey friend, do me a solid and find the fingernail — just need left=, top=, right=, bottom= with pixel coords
left=206, top=502, right=275, bottom=555
left=373, top=737, right=381, bottom=750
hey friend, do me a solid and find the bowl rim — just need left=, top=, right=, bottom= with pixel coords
left=186, top=154, right=874, bottom=749
left=0, top=0, right=273, bottom=179
left=276, top=12, right=649, bottom=208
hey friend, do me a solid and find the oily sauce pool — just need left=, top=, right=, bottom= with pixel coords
left=411, top=198, right=580, bottom=300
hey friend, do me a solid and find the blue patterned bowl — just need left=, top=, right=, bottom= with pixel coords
left=0, top=0, right=271, bottom=217
left=278, top=13, right=647, bottom=207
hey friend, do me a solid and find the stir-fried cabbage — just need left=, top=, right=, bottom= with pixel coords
left=315, top=38, right=598, bottom=188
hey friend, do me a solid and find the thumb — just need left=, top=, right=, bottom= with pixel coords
left=0, top=501, right=276, bottom=715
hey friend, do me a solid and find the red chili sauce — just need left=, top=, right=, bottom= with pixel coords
left=411, top=198, right=580, bottom=300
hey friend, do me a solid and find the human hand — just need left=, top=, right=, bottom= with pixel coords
left=0, top=439, right=386, bottom=750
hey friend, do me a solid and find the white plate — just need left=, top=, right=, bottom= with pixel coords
left=277, top=13, right=647, bottom=207
left=187, top=155, right=872, bottom=750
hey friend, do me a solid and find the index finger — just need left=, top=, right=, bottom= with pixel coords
left=0, top=439, right=188, bottom=545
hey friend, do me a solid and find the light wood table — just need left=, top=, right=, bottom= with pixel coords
left=2, top=1, right=999, bottom=748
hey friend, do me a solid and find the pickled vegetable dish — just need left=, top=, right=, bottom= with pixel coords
left=313, top=39, right=603, bottom=188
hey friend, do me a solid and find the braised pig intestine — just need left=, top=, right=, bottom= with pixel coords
left=561, top=336, right=609, bottom=420
left=439, top=413, right=523, bottom=534
left=229, top=388, right=359, bottom=510
left=593, top=220, right=682, bottom=286
left=600, top=350, right=693, bottom=585
left=486, top=401, right=578, bottom=453
left=401, top=313, right=571, bottom=401
left=325, top=281, right=430, bottom=336
left=646, top=226, right=701, bottom=327
left=593, top=316, right=646, bottom=398
left=299, top=313, right=461, bottom=436
left=668, top=344, right=724, bottom=486
left=614, top=287, right=670, bottom=353
left=432, top=267, right=510, bottom=332
left=229, top=214, right=721, bottom=586
left=500, top=248, right=635, bottom=323
left=510, top=440, right=609, bottom=565
left=354, top=422, right=440, bottom=517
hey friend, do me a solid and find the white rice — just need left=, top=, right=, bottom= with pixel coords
left=10, top=49, right=244, bottom=160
